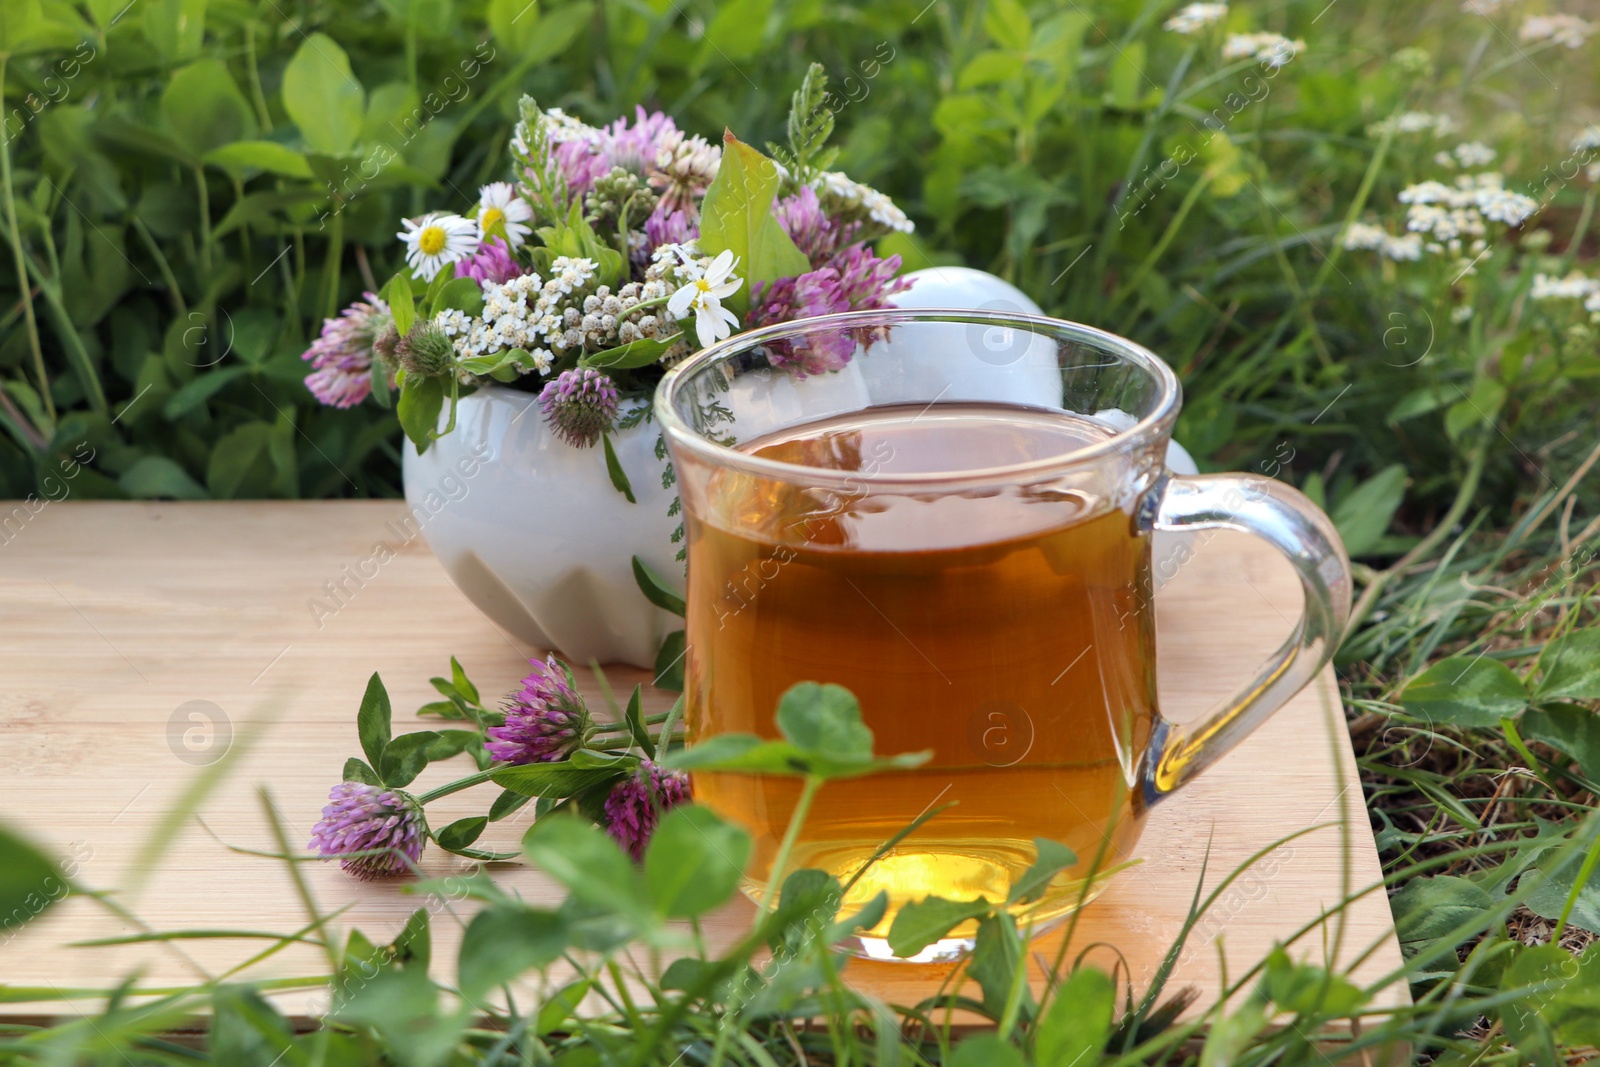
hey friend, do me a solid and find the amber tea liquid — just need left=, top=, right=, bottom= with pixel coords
left=684, top=402, right=1157, bottom=939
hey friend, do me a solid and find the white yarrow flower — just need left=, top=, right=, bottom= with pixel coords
left=1221, top=32, right=1304, bottom=68
left=1531, top=272, right=1598, bottom=300
left=667, top=249, right=742, bottom=349
left=1369, top=111, right=1457, bottom=138
left=1164, top=3, right=1227, bottom=34
left=1452, top=142, right=1498, bottom=167
left=398, top=212, right=480, bottom=283
left=1520, top=14, right=1595, bottom=48
left=475, top=182, right=534, bottom=249
left=1571, top=126, right=1600, bottom=153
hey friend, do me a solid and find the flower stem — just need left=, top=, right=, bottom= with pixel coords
left=0, top=54, right=52, bottom=423
left=416, top=768, right=499, bottom=804
left=758, top=774, right=823, bottom=919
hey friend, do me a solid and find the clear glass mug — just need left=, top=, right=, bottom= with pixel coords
left=655, top=308, right=1351, bottom=960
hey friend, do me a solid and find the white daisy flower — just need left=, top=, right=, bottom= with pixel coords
left=667, top=249, right=743, bottom=349
left=1520, top=14, right=1595, bottom=48
left=475, top=182, right=534, bottom=249
left=1164, top=3, right=1227, bottom=35
left=398, top=212, right=479, bottom=283
left=1221, top=32, right=1304, bottom=68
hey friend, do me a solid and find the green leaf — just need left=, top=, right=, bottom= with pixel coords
left=492, top=762, right=627, bottom=798
left=969, top=912, right=1031, bottom=1020
left=582, top=332, right=682, bottom=370
left=488, top=788, right=533, bottom=822
left=1331, top=464, right=1408, bottom=558
left=1401, top=656, right=1529, bottom=728
left=1501, top=942, right=1600, bottom=1047
left=380, top=731, right=439, bottom=788
left=1007, top=838, right=1078, bottom=905
left=357, top=672, right=393, bottom=770
left=632, top=556, right=686, bottom=616
left=603, top=435, right=636, bottom=504
left=664, top=733, right=930, bottom=780
left=206, top=422, right=274, bottom=499
left=696, top=0, right=773, bottom=66
left=624, top=686, right=654, bottom=760
left=653, top=630, right=687, bottom=693
left=1524, top=828, right=1600, bottom=935
left=425, top=729, right=479, bottom=762
left=429, top=277, right=484, bottom=319
left=1105, top=40, right=1146, bottom=110
left=983, top=0, right=1032, bottom=50
left=142, top=0, right=206, bottom=62
left=203, top=141, right=313, bottom=180
left=1261, top=946, right=1367, bottom=1015
left=397, top=375, right=446, bottom=454
left=886, top=895, right=991, bottom=958
left=118, top=456, right=208, bottom=501
left=163, top=367, right=248, bottom=419
left=949, top=1035, right=1026, bottom=1067
left=387, top=274, right=417, bottom=337
left=449, top=657, right=480, bottom=706
left=392, top=907, right=431, bottom=968
left=162, top=60, right=256, bottom=158
left=435, top=816, right=488, bottom=854
left=1537, top=629, right=1600, bottom=702
left=776, top=682, right=872, bottom=760
left=486, top=0, right=540, bottom=52
left=536, top=978, right=592, bottom=1035
left=1035, top=966, right=1113, bottom=1067
left=958, top=49, right=1024, bottom=90
left=522, top=816, right=650, bottom=919
left=697, top=134, right=810, bottom=317
left=343, top=758, right=381, bottom=786
left=1523, top=703, right=1600, bottom=781
left=0, top=825, right=68, bottom=935
left=282, top=33, right=365, bottom=157
left=646, top=806, right=750, bottom=918
left=1389, top=874, right=1494, bottom=946
left=457, top=905, right=567, bottom=1000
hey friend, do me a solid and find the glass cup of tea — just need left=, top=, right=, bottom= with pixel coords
left=655, top=308, right=1351, bottom=961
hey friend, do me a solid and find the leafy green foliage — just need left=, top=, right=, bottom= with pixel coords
left=1401, top=656, right=1529, bottom=727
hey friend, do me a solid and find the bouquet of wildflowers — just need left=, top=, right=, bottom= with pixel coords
left=300, top=66, right=913, bottom=479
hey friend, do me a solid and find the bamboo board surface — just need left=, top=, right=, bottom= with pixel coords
left=0, top=501, right=1407, bottom=1023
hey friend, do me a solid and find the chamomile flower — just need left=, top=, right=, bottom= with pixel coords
left=399, top=212, right=479, bottom=283
left=475, top=183, right=534, bottom=249
left=668, top=249, right=742, bottom=349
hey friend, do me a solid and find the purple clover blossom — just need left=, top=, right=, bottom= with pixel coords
left=775, top=186, right=861, bottom=267
left=551, top=109, right=685, bottom=197
left=605, top=107, right=682, bottom=175
left=302, top=293, right=392, bottom=408
left=828, top=245, right=909, bottom=310
left=749, top=247, right=910, bottom=376
left=539, top=367, right=622, bottom=449
left=457, top=236, right=525, bottom=287
left=485, top=655, right=594, bottom=764
left=604, top=761, right=691, bottom=861
left=641, top=206, right=695, bottom=262
left=308, top=781, right=426, bottom=880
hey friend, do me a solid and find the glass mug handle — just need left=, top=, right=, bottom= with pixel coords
left=1142, top=473, right=1353, bottom=801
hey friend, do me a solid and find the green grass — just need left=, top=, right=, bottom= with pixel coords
left=3, top=0, right=1600, bottom=1061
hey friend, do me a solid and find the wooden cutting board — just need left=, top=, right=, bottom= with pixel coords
left=0, top=501, right=1407, bottom=1028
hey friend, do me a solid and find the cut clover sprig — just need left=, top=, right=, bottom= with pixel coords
left=310, top=656, right=687, bottom=873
